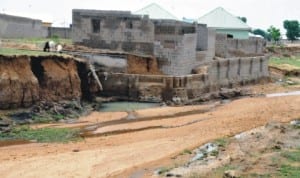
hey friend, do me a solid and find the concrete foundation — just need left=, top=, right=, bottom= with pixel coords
left=92, top=56, right=269, bottom=103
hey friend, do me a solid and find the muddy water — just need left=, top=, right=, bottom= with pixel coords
left=80, top=106, right=214, bottom=138
left=100, top=102, right=160, bottom=112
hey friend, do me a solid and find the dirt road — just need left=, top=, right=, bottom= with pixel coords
left=0, top=95, right=300, bottom=178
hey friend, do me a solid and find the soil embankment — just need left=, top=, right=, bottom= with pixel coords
left=0, top=55, right=39, bottom=108
left=0, top=55, right=82, bottom=109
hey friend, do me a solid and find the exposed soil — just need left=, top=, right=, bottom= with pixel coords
left=0, top=94, right=299, bottom=178
left=0, top=55, right=39, bottom=108
left=127, top=54, right=162, bottom=75
left=0, top=55, right=82, bottom=109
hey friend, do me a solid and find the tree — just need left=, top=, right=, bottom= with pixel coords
left=237, top=16, right=247, bottom=23
left=283, top=20, right=300, bottom=41
left=252, top=29, right=271, bottom=41
left=267, top=26, right=281, bottom=42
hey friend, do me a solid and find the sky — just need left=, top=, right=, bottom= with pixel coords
left=1, top=0, right=299, bottom=33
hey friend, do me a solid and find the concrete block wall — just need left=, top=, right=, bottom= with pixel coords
left=208, top=56, right=269, bottom=86
left=195, top=28, right=216, bottom=66
left=72, top=9, right=155, bottom=55
left=95, top=56, right=269, bottom=103
left=155, top=33, right=198, bottom=75
left=215, top=33, right=266, bottom=58
left=48, top=27, right=71, bottom=39
left=0, top=13, right=47, bottom=38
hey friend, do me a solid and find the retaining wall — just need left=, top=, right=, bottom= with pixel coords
left=94, top=56, right=269, bottom=103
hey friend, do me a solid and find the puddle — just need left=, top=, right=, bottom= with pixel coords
left=266, top=90, right=300, bottom=97
left=100, top=101, right=160, bottom=112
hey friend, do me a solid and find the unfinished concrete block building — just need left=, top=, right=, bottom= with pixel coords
left=72, top=10, right=154, bottom=55
left=72, top=9, right=269, bottom=103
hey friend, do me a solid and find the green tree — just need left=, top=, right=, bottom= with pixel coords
left=237, top=16, right=247, bottom=23
left=267, top=26, right=281, bottom=42
left=283, top=20, right=300, bottom=41
left=252, top=29, right=271, bottom=41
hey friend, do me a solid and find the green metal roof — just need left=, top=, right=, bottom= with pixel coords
left=134, top=3, right=178, bottom=20
left=198, top=7, right=251, bottom=30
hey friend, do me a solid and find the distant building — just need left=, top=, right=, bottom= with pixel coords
left=134, top=3, right=178, bottom=20
left=197, top=7, right=251, bottom=39
left=0, top=13, right=47, bottom=38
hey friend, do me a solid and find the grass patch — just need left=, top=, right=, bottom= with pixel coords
left=275, top=149, right=300, bottom=177
left=52, top=114, right=65, bottom=121
left=214, top=137, right=229, bottom=148
left=0, top=125, right=81, bottom=143
left=269, top=56, right=300, bottom=68
left=3, top=37, right=72, bottom=45
left=31, top=115, right=54, bottom=123
left=281, top=149, right=300, bottom=162
left=0, top=48, right=63, bottom=56
left=278, top=164, right=300, bottom=178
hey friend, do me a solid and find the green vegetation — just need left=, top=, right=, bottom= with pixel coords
left=0, top=48, right=60, bottom=56
left=3, top=37, right=72, bottom=45
left=181, top=149, right=192, bottom=155
left=31, top=115, right=54, bottom=123
left=0, top=37, right=72, bottom=56
left=252, top=28, right=271, bottom=41
left=281, top=149, right=300, bottom=162
left=269, top=56, right=300, bottom=68
left=210, top=150, right=219, bottom=156
left=267, top=26, right=281, bottom=42
left=279, top=165, right=300, bottom=178
left=0, top=125, right=81, bottom=143
left=157, top=167, right=172, bottom=175
left=214, top=137, right=229, bottom=148
left=283, top=20, right=300, bottom=41
left=277, top=149, right=300, bottom=178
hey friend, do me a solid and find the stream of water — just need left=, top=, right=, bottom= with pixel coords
left=99, top=101, right=160, bottom=112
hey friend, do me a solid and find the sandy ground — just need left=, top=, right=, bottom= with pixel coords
left=0, top=94, right=300, bottom=178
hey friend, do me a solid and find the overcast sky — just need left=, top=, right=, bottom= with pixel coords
left=1, top=0, right=299, bottom=33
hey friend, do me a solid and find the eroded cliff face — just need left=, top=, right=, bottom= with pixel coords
left=0, top=55, right=82, bottom=109
left=0, top=56, right=39, bottom=109
left=31, top=57, right=81, bottom=101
